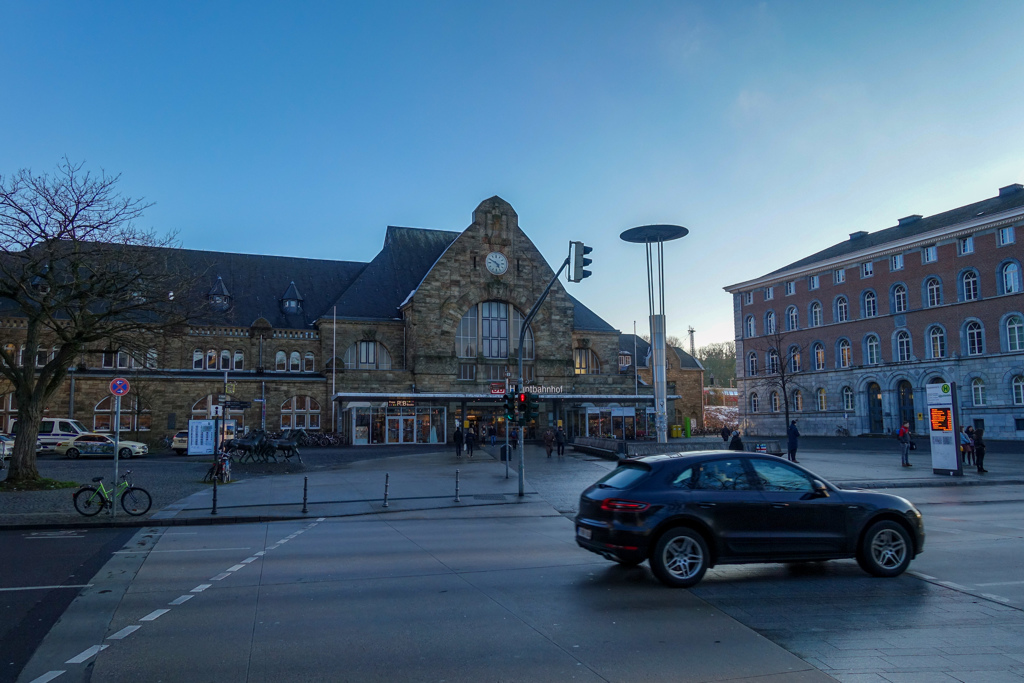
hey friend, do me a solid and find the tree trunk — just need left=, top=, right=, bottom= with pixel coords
left=7, top=404, right=42, bottom=483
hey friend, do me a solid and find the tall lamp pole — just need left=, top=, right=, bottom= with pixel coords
left=620, top=224, right=688, bottom=444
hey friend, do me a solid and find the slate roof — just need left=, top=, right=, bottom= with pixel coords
left=570, top=294, right=617, bottom=332
left=765, top=185, right=1024, bottom=277
left=618, top=334, right=703, bottom=371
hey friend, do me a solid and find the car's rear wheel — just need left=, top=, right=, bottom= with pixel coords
left=66, top=448, right=80, bottom=459
left=650, top=527, right=709, bottom=588
left=857, top=520, right=912, bottom=577
left=174, top=449, right=186, bottom=456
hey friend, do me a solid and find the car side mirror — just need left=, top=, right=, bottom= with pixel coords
left=812, top=480, right=829, bottom=498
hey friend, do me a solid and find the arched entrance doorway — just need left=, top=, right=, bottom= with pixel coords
left=897, top=380, right=915, bottom=431
left=867, top=382, right=884, bottom=433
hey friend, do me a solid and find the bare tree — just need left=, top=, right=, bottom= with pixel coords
left=696, top=341, right=736, bottom=387
left=0, top=160, right=204, bottom=484
left=744, top=324, right=804, bottom=434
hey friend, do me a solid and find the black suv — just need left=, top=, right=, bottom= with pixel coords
left=574, top=451, right=925, bottom=588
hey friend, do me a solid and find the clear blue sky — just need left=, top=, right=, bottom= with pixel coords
left=4, top=1, right=1024, bottom=348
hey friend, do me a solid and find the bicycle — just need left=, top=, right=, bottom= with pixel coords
left=835, top=425, right=850, bottom=437
left=203, top=452, right=232, bottom=484
left=73, top=470, right=152, bottom=516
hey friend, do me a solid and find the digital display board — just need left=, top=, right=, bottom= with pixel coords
left=929, top=407, right=952, bottom=432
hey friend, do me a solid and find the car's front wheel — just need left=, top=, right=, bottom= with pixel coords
left=650, top=527, right=709, bottom=588
left=858, top=520, right=912, bottom=577
left=66, top=448, right=80, bottom=459
left=119, top=448, right=134, bottom=459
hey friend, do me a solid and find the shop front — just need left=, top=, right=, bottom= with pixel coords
left=344, top=400, right=447, bottom=446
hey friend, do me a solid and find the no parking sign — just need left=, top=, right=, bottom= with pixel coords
left=110, top=378, right=130, bottom=396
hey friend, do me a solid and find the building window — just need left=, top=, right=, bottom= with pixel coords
left=1007, top=315, right=1024, bottom=352
left=962, top=271, right=979, bottom=301
left=280, top=396, right=321, bottom=430
left=971, top=378, right=986, bottom=406
left=765, top=311, right=776, bottom=334
left=816, top=388, right=827, bottom=411
left=205, top=348, right=216, bottom=369
left=220, top=350, right=231, bottom=370
left=233, top=351, right=244, bottom=371
left=93, top=395, right=150, bottom=433
left=958, top=236, right=974, bottom=255
left=891, top=254, right=904, bottom=271
left=1003, top=263, right=1021, bottom=294
left=966, top=321, right=984, bottom=356
left=146, top=349, right=158, bottom=369
left=785, top=281, right=795, bottom=296
left=862, top=262, right=873, bottom=278
left=999, top=226, right=1015, bottom=246
left=289, top=351, right=300, bottom=372
left=745, top=316, right=756, bottom=338
left=102, top=351, right=115, bottom=368
left=813, top=343, right=825, bottom=370
left=193, top=349, right=204, bottom=370
left=767, top=349, right=779, bottom=374
left=750, top=393, right=759, bottom=413
left=304, top=352, right=315, bottom=372
left=923, top=245, right=937, bottom=263
left=792, top=390, right=803, bottom=411
left=481, top=301, right=509, bottom=359
left=456, top=306, right=477, bottom=357
left=863, top=291, right=877, bottom=318
left=574, top=348, right=601, bottom=375
left=770, top=392, right=780, bottom=412
left=866, top=334, right=880, bottom=364
left=275, top=350, right=287, bottom=371
left=897, top=331, right=912, bottom=362
left=893, top=284, right=907, bottom=313
left=764, top=286, right=774, bottom=301
left=1014, top=376, right=1024, bottom=405
left=747, top=352, right=758, bottom=376
left=512, top=309, right=535, bottom=360
left=744, top=292, right=753, bottom=305
left=810, top=302, right=822, bottom=327
left=838, top=339, right=851, bottom=368
left=789, top=346, right=801, bottom=373
left=458, top=363, right=476, bottom=381
left=926, top=278, right=942, bottom=307
left=836, top=296, right=849, bottom=322
left=456, top=302, right=532, bottom=360
left=834, top=269, right=845, bottom=284
left=344, top=341, right=392, bottom=370
left=929, top=326, right=946, bottom=359
left=842, top=386, right=855, bottom=411
left=786, top=306, right=798, bottom=331
left=809, top=274, right=820, bottom=290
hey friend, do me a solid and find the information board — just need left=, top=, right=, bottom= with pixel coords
left=188, top=420, right=216, bottom=456
left=926, top=383, right=962, bottom=475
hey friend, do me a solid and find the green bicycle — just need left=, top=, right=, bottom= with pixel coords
left=73, top=470, right=152, bottom=516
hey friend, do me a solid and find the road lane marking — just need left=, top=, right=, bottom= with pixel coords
left=317, top=517, right=325, bottom=521
left=977, top=580, right=1024, bottom=586
left=140, top=609, right=170, bottom=622
left=27, top=671, right=65, bottom=683
left=241, top=556, right=259, bottom=563
left=910, top=572, right=936, bottom=580
left=939, top=581, right=969, bottom=590
left=254, top=551, right=266, bottom=556
left=227, top=564, right=245, bottom=572
left=980, top=593, right=1011, bottom=602
left=114, top=547, right=251, bottom=554
left=210, top=572, right=231, bottom=580
left=191, top=584, right=212, bottom=592
left=0, top=584, right=93, bottom=592
left=169, top=595, right=194, bottom=605
left=65, top=645, right=108, bottom=664
left=107, top=625, right=141, bottom=640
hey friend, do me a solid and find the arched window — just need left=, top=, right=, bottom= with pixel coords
left=745, top=316, right=756, bottom=338
left=574, top=348, right=601, bottom=375
left=304, top=352, right=315, bottom=372
left=770, top=391, right=780, bottom=412
left=897, top=331, right=912, bottom=362
left=280, top=395, right=321, bottom=430
left=1008, top=315, right=1024, bottom=352
left=842, top=386, right=855, bottom=411
left=786, top=306, right=798, bottom=331
left=792, top=390, right=803, bottom=411
left=1003, top=263, right=1021, bottom=294
left=233, top=350, right=244, bottom=370
left=1014, top=376, right=1024, bottom=405
left=146, top=348, right=158, bottom=369
left=750, top=393, right=759, bottom=413
left=836, top=296, right=849, bottom=322
left=220, top=350, right=231, bottom=370
left=893, top=284, right=907, bottom=313
left=863, top=291, right=877, bottom=318
left=966, top=321, right=984, bottom=356
left=456, top=306, right=477, bottom=357
left=813, top=343, right=825, bottom=371
left=810, top=302, right=822, bottom=327
left=765, top=311, right=776, bottom=334
left=816, top=388, right=827, bottom=411
left=344, top=341, right=392, bottom=370
left=275, top=350, right=287, bottom=371
left=767, top=349, right=779, bottom=374
left=838, top=339, right=851, bottom=368
left=926, top=278, right=942, bottom=307
left=455, top=302, right=534, bottom=360
left=929, top=326, right=946, bottom=359
left=962, top=271, right=979, bottom=301
left=971, top=378, right=986, bottom=406
left=94, top=395, right=150, bottom=433
left=206, top=349, right=217, bottom=369
left=193, top=349, right=204, bottom=370
left=865, top=334, right=880, bottom=365
left=747, top=352, right=758, bottom=376
left=289, top=351, right=301, bottom=372
left=789, top=345, right=801, bottom=373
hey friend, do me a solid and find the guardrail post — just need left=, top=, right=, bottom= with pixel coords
left=211, top=478, right=218, bottom=515
left=383, top=472, right=390, bottom=508
left=302, top=476, right=308, bottom=514
left=454, top=469, right=461, bottom=502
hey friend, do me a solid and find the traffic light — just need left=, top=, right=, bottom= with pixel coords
left=503, top=393, right=516, bottom=420
left=517, top=392, right=528, bottom=423
left=569, top=241, right=593, bottom=282
left=524, top=392, right=540, bottom=422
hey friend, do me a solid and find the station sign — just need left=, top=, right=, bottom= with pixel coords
left=926, top=383, right=962, bottom=476
left=388, top=399, right=415, bottom=408
left=490, top=383, right=506, bottom=395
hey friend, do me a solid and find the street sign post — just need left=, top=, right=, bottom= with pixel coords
left=109, top=378, right=130, bottom=518
left=927, top=382, right=962, bottom=476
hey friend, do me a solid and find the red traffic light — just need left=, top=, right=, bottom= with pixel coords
left=518, top=393, right=526, bottom=402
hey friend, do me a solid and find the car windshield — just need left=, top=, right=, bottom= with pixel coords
left=592, top=463, right=650, bottom=490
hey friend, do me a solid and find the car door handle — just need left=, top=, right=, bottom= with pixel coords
left=698, top=503, right=716, bottom=509
left=771, top=503, right=789, bottom=509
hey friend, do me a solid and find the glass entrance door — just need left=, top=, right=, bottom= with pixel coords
left=867, top=383, right=884, bottom=433
left=387, top=416, right=401, bottom=444
left=897, top=380, right=915, bottom=431
left=401, top=416, right=415, bottom=443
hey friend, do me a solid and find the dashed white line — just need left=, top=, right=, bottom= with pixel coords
left=939, top=581, right=969, bottom=590
left=27, top=670, right=65, bottom=683
left=317, top=517, right=325, bottom=521
left=140, top=609, right=170, bottom=622
left=254, top=551, right=266, bottom=556
left=241, top=556, right=259, bottom=563
left=210, top=572, right=231, bottom=581
left=169, top=595, right=194, bottom=605
left=191, top=584, right=212, bottom=593
left=977, top=580, right=1024, bottom=587
left=107, top=625, right=141, bottom=640
left=980, top=593, right=1011, bottom=603
left=115, top=547, right=251, bottom=554
left=226, top=564, right=245, bottom=572
left=66, top=644, right=108, bottom=664
left=0, top=584, right=92, bottom=592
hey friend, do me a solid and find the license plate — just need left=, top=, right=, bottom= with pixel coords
left=576, top=526, right=592, bottom=540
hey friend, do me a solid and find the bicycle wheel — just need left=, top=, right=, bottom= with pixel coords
left=121, top=487, right=152, bottom=515
left=73, top=487, right=104, bottom=516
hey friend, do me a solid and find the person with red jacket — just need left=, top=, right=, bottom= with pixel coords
left=897, top=422, right=912, bottom=467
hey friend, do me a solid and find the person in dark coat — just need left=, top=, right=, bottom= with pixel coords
left=728, top=431, right=743, bottom=451
left=974, top=429, right=987, bottom=473
left=510, top=427, right=519, bottom=451
left=555, top=427, right=566, bottom=456
left=720, top=425, right=731, bottom=443
left=453, top=427, right=463, bottom=457
left=543, top=429, right=554, bottom=457
left=465, top=429, right=476, bottom=457
left=786, top=420, right=800, bottom=463
left=488, top=424, right=497, bottom=447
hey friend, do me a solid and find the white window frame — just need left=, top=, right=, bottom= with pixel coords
left=958, top=236, right=974, bottom=255
left=866, top=335, right=880, bottom=365
left=971, top=378, right=986, bottom=406
left=765, top=311, right=776, bottom=334
left=810, top=302, right=822, bottom=327
left=893, top=284, right=908, bottom=313
left=816, top=388, right=826, bottom=411
left=1003, top=263, right=1021, bottom=294
left=785, top=281, right=795, bottom=296
left=923, top=245, right=937, bottom=263
left=1007, top=315, right=1024, bottom=352
left=1014, top=376, right=1024, bottom=405
left=787, top=306, right=798, bottom=331
left=809, top=274, right=820, bottom=290
left=813, top=343, right=825, bottom=371
left=966, top=321, right=984, bottom=356
left=842, top=386, right=855, bottom=411
left=836, top=297, right=849, bottom=322
left=897, top=331, right=912, bottom=362
left=861, top=262, right=873, bottom=278
left=927, top=278, right=941, bottom=307
left=963, top=271, right=978, bottom=301
left=764, top=286, right=774, bottom=301
left=998, top=226, right=1015, bottom=247
left=834, top=269, right=845, bottom=284
left=929, top=327, right=946, bottom=359
left=838, top=339, right=851, bottom=368
left=890, top=254, right=904, bottom=271
left=744, top=292, right=753, bottom=305
left=863, top=292, right=877, bottom=318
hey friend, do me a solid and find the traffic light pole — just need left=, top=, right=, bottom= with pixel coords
left=516, top=255, right=570, bottom=497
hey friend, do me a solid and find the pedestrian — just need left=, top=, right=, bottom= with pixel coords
left=728, top=430, right=744, bottom=451
left=960, top=426, right=973, bottom=467
left=488, top=424, right=496, bottom=447
left=510, top=427, right=519, bottom=451
left=897, top=421, right=912, bottom=467
left=453, top=426, right=463, bottom=457
left=720, top=425, right=731, bottom=443
left=974, top=428, right=987, bottom=473
left=465, top=429, right=475, bottom=457
left=555, top=426, right=566, bottom=456
left=543, top=428, right=554, bottom=457
left=786, top=420, right=800, bottom=463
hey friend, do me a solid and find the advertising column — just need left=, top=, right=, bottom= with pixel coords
left=926, top=382, right=962, bottom=476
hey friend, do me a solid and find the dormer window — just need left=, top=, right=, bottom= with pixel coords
left=208, top=276, right=231, bottom=312
left=281, top=281, right=304, bottom=314
left=283, top=299, right=299, bottom=313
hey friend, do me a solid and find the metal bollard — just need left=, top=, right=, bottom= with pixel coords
left=302, top=476, right=308, bottom=514
left=454, top=469, right=461, bottom=502
left=211, top=478, right=218, bottom=515
left=383, top=472, right=390, bottom=508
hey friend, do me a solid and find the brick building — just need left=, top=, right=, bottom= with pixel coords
left=3, top=197, right=699, bottom=446
left=724, top=184, right=1024, bottom=439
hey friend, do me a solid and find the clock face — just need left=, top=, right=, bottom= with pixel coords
left=485, top=251, right=508, bottom=275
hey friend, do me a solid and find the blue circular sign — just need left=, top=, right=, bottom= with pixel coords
left=110, top=378, right=131, bottom=396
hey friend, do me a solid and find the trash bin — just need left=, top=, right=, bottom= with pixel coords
left=500, top=444, right=512, bottom=461
left=670, top=425, right=682, bottom=438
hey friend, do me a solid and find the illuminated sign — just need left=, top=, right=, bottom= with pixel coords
left=387, top=399, right=415, bottom=408
left=929, top=407, right=952, bottom=431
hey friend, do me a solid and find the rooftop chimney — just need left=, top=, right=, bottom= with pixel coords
left=898, top=215, right=922, bottom=226
left=849, top=231, right=868, bottom=240
left=999, top=184, right=1023, bottom=197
